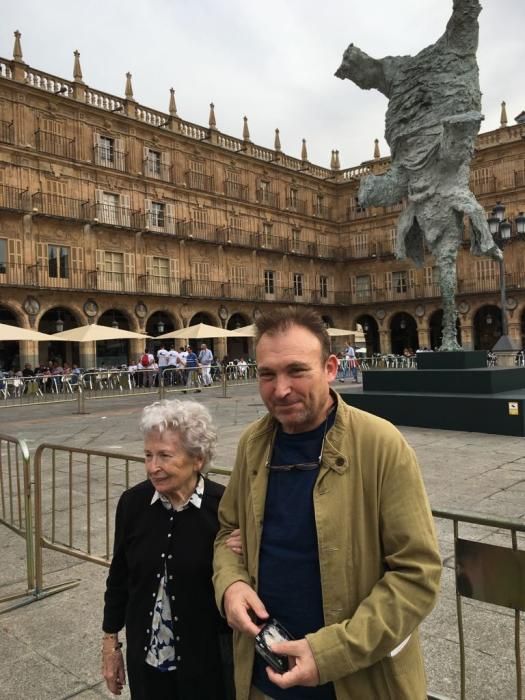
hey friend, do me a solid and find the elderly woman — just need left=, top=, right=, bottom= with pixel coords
left=102, top=399, right=234, bottom=699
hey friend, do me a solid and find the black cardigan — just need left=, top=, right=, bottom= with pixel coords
left=103, top=477, right=233, bottom=700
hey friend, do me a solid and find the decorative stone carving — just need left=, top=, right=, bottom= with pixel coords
left=218, top=305, right=228, bottom=321
left=375, top=309, right=386, bottom=321
left=135, top=302, right=147, bottom=319
left=415, top=304, right=425, bottom=318
left=23, top=295, right=40, bottom=316
left=458, top=301, right=470, bottom=314
left=83, top=299, right=98, bottom=318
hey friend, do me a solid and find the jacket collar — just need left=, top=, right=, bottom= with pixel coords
left=247, top=389, right=351, bottom=474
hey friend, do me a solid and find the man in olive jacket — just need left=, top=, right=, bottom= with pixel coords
left=213, top=307, right=441, bottom=700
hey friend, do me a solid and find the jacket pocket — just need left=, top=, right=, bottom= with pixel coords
left=381, top=631, right=427, bottom=698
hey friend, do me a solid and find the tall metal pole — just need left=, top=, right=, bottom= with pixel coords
left=499, top=256, right=509, bottom=337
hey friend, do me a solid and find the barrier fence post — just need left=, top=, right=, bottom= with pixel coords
left=76, top=382, right=87, bottom=414
left=0, top=434, right=38, bottom=614
left=159, top=371, right=165, bottom=400
left=221, top=367, right=228, bottom=398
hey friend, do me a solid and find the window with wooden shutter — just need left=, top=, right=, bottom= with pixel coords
left=384, top=271, right=393, bottom=297
left=169, top=258, right=180, bottom=295
left=356, top=275, right=371, bottom=301
left=264, top=269, right=275, bottom=296
left=293, top=272, right=304, bottom=298
left=8, top=238, right=22, bottom=266
left=40, top=118, right=63, bottom=135
left=192, top=261, right=210, bottom=281
left=192, top=208, right=209, bottom=235
left=165, top=203, right=176, bottom=234
left=0, top=238, right=6, bottom=274
left=352, top=232, right=368, bottom=258
left=393, top=270, right=408, bottom=295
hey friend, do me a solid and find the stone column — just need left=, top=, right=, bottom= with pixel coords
left=20, top=341, right=39, bottom=369
left=215, top=338, right=227, bottom=362
left=417, top=326, right=430, bottom=350
left=80, top=341, right=97, bottom=369
left=130, top=338, right=145, bottom=364
left=508, top=322, right=522, bottom=348
left=460, top=324, right=474, bottom=350
left=379, top=330, right=391, bottom=354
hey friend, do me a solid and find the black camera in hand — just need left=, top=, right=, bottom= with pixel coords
left=254, top=618, right=294, bottom=674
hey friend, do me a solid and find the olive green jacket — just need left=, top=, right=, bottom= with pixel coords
left=213, top=393, right=441, bottom=699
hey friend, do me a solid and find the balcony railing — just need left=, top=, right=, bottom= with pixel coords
left=138, top=274, right=180, bottom=296
left=140, top=212, right=182, bottom=235
left=0, top=185, right=29, bottom=211
left=256, top=189, right=279, bottom=208
left=514, top=170, right=525, bottom=188
left=218, top=226, right=255, bottom=248
left=470, top=177, right=497, bottom=196
left=180, top=279, right=223, bottom=298
left=312, top=204, right=333, bottom=220
left=31, top=192, right=89, bottom=220
left=93, top=145, right=127, bottom=171
left=179, top=220, right=219, bottom=243
left=345, top=205, right=368, bottom=220
left=0, top=119, right=13, bottom=144
left=285, top=197, right=307, bottom=214
left=256, top=232, right=289, bottom=253
left=457, top=277, right=501, bottom=294
left=144, top=160, right=172, bottom=182
left=87, top=203, right=140, bottom=229
left=224, top=180, right=248, bottom=201
left=35, top=130, right=76, bottom=159
left=186, top=171, right=214, bottom=192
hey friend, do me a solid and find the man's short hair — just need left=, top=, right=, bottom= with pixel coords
left=254, top=307, right=331, bottom=361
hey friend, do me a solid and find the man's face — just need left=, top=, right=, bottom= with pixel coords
left=256, top=324, right=338, bottom=434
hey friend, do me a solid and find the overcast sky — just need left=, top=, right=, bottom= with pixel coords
left=2, top=0, right=524, bottom=168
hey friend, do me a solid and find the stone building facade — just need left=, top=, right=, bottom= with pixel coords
left=0, top=32, right=524, bottom=369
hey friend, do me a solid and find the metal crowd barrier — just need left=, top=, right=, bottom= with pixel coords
left=0, top=364, right=259, bottom=410
left=429, top=508, right=525, bottom=700
left=33, top=442, right=232, bottom=594
left=0, top=433, right=35, bottom=612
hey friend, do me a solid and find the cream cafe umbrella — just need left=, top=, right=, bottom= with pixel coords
left=230, top=324, right=256, bottom=337
left=0, top=323, right=54, bottom=342
left=156, top=323, right=236, bottom=340
left=51, top=324, right=150, bottom=342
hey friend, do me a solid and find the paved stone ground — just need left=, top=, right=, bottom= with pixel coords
left=0, top=382, right=524, bottom=699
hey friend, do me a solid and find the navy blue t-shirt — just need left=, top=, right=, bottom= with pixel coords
left=253, top=411, right=337, bottom=700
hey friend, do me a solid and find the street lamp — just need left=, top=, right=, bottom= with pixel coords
left=156, top=319, right=165, bottom=334
left=55, top=312, right=64, bottom=333
left=487, top=203, right=519, bottom=351
left=516, top=212, right=525, bottom=237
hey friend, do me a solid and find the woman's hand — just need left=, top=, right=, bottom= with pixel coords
left=102, top=636, right=126, bottom=695
left=225, top=528, right=243, bottom=556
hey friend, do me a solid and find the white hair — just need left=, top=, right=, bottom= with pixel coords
left=140, top=399, right=217, bottom=470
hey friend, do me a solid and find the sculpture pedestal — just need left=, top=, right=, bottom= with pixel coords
left=341, top=353, right=525, bottom=436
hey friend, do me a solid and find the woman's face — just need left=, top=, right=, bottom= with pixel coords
left=144, top=429, right=203, bottom=505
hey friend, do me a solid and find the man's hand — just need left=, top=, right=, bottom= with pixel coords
left=223, top=581, right=269, bottom=636
left=266, top=638, right=320, bottom=689
left=225, top=528, right=243, bottom=555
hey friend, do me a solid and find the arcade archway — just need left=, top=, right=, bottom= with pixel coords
left=0, top=305, right=20, bottom=371
left=474, top=305, right=501, bottom=350
left=38, top=306, right=79, bottom=367
left=390, top=312, right=418, bottom=355
left=429, top=309, right=462, bottom=350
left=356, top=314, right=380, bottom=355
left=97, top=309, right=132, bottom=368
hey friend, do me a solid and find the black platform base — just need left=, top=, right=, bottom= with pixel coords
left=341, top=389, right=525, bottom=436
left=341, top=364, right=525, bottom=436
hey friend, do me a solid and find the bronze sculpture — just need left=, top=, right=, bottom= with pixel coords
left=336, top=0, right=501, bottom=351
